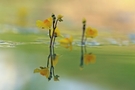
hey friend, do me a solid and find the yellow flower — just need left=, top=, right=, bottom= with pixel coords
left=84, top=53, right=96, bottom=65
left=57, top=15, right=63, bottom=19
left=36, top=17, right=52, bottom=29
left=51, top=28, right=61, bottom=37
left=85, top=27, right=98, bottom=38
left=52, top=54, right=59, bottom=66
left=59, top=36, right=73, bottom=50
left=54, top=75, right=59, bottom=81
left=57, top=15, right=63, bottom=22
left=34, top=67, right=49, bottom=78
left=55, top=28, right=61, bottom=37
left=36, top=20, right=45, bottom=29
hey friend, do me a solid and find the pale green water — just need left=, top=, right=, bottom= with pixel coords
left=0, top=48, right=108, bottom=90
left=0, top=42, right=135, bottom=90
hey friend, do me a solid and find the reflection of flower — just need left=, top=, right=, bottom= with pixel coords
left=59, top=36, right=73, bottom=50
left=54, top=75, right=60, bottom=81
left=84, top=53, right=96, bottom=65
left=36, top=17, right=52, bottom=29
left=34, top=67, right=49, bottom=78
left=52, top=54, right=59, bottom=66
left=85, top=27, right=98, bottom=38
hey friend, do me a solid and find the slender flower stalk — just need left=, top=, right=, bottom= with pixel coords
left=48, top=14, right=57, bottom=80
left=48, top=14, right=63, bottom=81
left=80, top=18, right=86, bottom=68
left=34, top=14, right=62, bottom=81
left=80, top=18, right=98, bottom=69
left=52, top=34, right=56, bottom=54
left=84, top=37, right=87, bottom=53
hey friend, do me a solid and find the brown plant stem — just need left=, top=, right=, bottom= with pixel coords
left=84, top=37, right=87, bottom=53
left=48, top=18, right=58, bottom=79
left=49, top=29, right=51, bottom=38
left=47, top=55, right=50, bottom=67
left=52, top=35, right=56, bottom=54
left=80, top=21, right=86, bottom=67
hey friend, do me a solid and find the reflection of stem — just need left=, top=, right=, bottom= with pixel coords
left=47, top=29, right=51, bottom=67
left=52, top=66, right=55, bottom=76
left=80, top=53, right=83, bottom=67
left=49, top=66, right=55, bottom=80
left=49, top=38, right=53, bottom=78
left=84, top=37, right=87, bottom=53
left=47, top=55, right=50, bottom=67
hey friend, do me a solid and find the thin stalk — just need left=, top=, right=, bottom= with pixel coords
left=49, top=28, right=51, bottom=38
left=47, top=29, right=51, bottom=67
left=80, top=22, right=86, bottom=67
left=47, top=55, right=50, bottom=67
left=50, top=35, right=54, bottom=67
left=49, top=19, right=58, bottom=78
left=52, top=36, right=56, bottom=54
left=54, top=19, right=58, bottom=29
left=84, top=37, right=87, bottom=53
left=52, top=66, right=55, bottom=76
left=50, top=20, right=58, bottom=66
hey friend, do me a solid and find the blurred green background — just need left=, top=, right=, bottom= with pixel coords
left=0, top=0, right=135, bottom=90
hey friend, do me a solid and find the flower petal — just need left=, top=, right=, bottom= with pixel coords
left=36, top=20, right=45, bottom=29
left=84, top=53, right=96, bottom=65
left=53, top=54, right=59, bottom=66
left=40, top=68, right=49, bottom=78
left=85, top=27, right=98, bottom=38
left=34, top=68, right=40, bottom=73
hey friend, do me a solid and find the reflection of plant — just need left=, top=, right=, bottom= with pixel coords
left=59, top=35, right=73, bottom=51
left=80, top=19, right=98, bottom=69
left=34, top=67, right=49, bottom=78
left=34, top=14, right=63, bottom=81
left=84, top=53, right=96, bottom=65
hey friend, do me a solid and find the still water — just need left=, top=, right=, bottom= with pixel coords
left=0, top=50, right=107, bottom=90
left=0, top=42, right=135, bottom=90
